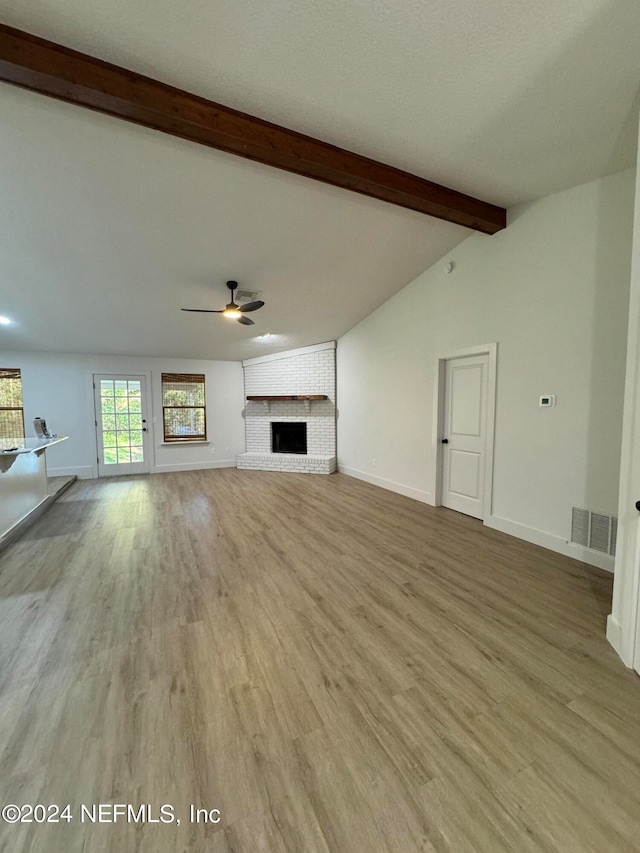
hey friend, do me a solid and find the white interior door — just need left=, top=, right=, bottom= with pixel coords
left=94, top=375, right=150, bottom=476
left=441, top=354, right=488, bottom=519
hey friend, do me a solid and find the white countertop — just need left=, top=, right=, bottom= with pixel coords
left=0, top=436, right=68, bottom=456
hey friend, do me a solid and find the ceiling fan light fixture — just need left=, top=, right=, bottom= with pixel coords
left=182, top=280, right=264, bottom=324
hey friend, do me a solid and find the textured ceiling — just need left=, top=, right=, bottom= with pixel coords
left=0, top=86, right=466, bottom=360
left=2, top=0, right=639, bottom=206
left=0, top=0, right=639, bottom=359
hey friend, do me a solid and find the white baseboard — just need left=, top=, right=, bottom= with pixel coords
left=47, top=465, right=94, bottom=480
left=338, top=465, right=433, bottom=505
left=152, top=459, right=237, bottom=474
left=485, top=514, right=615, bottom=573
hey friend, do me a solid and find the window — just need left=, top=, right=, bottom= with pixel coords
left=161, top=373, right=206, bottom=442
left=0, top=368, right=25, bottom=440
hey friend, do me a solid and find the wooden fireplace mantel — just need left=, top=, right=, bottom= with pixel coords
left=246, top=394, right=329, bottom=413
left=246, top=395, right=328, bottom=401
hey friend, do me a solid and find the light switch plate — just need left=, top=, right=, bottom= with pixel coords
left=539, top=395, right=556, bottom=407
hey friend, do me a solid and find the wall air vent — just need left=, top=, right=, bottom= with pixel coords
left=235, top=289, right=262, bottom=303
left=570, top=507, right=589, bottom=548
left=589, top=513, right=610, bottom=553
left=571, top=507, right=617, bottom=556
left=610, top=516, right=617, bottom=557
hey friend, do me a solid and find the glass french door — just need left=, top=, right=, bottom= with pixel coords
left=94, top=374, right=150, bottom=476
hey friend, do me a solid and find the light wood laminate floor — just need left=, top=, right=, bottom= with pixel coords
left=0, top=469, right=639, bottom=852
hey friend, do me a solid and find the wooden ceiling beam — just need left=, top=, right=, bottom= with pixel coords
left=0, top=24, right=506, bottom=234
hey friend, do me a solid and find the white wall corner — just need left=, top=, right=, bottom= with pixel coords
left=606, top=614, right=630, bottom=666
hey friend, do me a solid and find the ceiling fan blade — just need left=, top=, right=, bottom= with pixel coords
left=238, top=301, right=265, bottom=313
left=181, top=308, right=224, bottom=313
left=237, top=316, right=255, bottom=326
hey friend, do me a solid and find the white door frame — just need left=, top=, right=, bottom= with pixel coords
left=608, top=153, right=640, bottom=671
left=607, top=300, right=640, bottom=669
left=93, top=373, right=152, bottom=477
left=430, top=343, right=498, bottom=521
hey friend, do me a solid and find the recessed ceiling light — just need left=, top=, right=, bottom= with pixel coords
left=259, top=332, right=272, bottom=339
left=0, top=316, right=12, bottom=326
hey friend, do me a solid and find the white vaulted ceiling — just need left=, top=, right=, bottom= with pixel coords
left=0, top=87, right=467, bottom=360
left=1, top=0, right=639, bottom=359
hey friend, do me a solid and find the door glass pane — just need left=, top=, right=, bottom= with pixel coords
left=99, top=379, right=144, bottom=467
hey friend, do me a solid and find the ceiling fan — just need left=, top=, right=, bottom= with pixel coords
left=181, top=280, right=264, bottom=326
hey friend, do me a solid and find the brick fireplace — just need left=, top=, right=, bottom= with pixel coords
left=237, top=342, right=337, bottom=475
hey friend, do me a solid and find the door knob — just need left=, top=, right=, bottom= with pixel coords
left=441, top=438, right=449, bottom=444
left=636, top=500, right=640, bottom=511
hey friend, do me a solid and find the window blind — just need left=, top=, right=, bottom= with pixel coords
left=0, top=368, right=25, bottom=440
left=161, top=373, right=207, bottom=442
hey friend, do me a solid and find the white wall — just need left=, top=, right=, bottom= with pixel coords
left=0, top=351, right=245, bottom=478
left=337, top=169, right=635, bottom=569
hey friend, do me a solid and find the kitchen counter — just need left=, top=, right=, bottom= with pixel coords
left=0, top=435, right=68, bottom=455
left=0, top=436, right=70, bottom=546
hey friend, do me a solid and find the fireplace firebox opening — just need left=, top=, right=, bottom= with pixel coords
left=271, top=422, right=307, bottom=454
